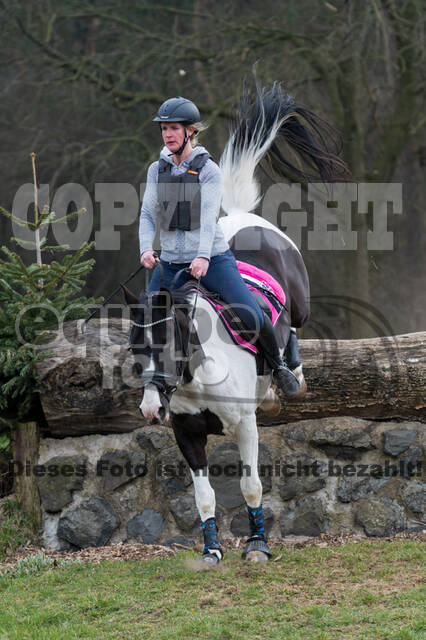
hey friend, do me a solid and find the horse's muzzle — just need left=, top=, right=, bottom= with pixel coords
left=140, top=404, right=169, bottom=425
left=139, top=385, right=171, bottom=424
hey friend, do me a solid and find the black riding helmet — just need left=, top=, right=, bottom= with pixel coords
left=153, top=97, right=201, bottom=155
left=153, top=97, right=200, bottom=124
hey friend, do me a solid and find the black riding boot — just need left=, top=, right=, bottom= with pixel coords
left=257, top=312, right=300, bottom=397
left=284, top=328, right=301, bottom=370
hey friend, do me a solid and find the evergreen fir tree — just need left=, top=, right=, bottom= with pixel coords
left=0, top=152, right=102, bottom=426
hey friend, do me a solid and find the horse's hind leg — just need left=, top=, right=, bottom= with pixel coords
left=236, top=415, right=271, bottom=562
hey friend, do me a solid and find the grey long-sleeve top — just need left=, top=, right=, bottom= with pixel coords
left=139, top=145, right=229, bottom=262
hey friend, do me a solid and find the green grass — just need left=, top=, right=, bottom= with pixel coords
left=0, top=540, right=424, bottom=639
left=0, top=497, right=39, bottom=562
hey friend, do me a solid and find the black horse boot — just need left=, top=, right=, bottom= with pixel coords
left=256, top=312, right=300, bottom=398
left=241, top=504, right=271, bottom=561
left=200, top=517, right=224, bottom=565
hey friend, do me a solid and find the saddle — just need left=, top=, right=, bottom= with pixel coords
left=180, top=261, right=286, bottom=374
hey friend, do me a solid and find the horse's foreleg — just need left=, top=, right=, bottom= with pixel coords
left=191, top=468, right=215, bottom=521
left=171, top=418, right=224, bottom=565
left=237, top=415, right=271, bottom=562
left=191, top=468, right=224, bottom=565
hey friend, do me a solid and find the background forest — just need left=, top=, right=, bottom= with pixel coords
left=1, top=0, right=425, bottom=340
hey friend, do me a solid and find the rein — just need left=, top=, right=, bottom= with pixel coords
left=131, top=316, right=174, bottom=328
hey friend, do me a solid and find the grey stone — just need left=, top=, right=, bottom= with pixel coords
left=157, top=445, right=192, bottom=491
left=57, top=495, right=120, bottom=548
left=310, top=419, right=374, bottom=461
left=136, top=430, right=171, bottom=451
left=163, top=476, right=187, bottom=495
left=278, top=454, right=327, bottom=501
left=398, top=447, right=423, bottom=479
left=169, top=493, right=200, bottom=532
left=98, top=450, right=147, bottom=491
left=384, top=429, right=417, bottom=456
left=208, top=443, right=245, bottom=509
left=282, top=425, right=307, bottom=442
left=57, top=540, right=79, bottom=552
left=209, top=442, right=272, bottom=509
left=258, top=443, right=273, bottom=493
left=279, top=496, right=329, bottom=536
left=355, top=497, right=406, bottom=536
left=161, top=536, right=196, bottom=548
left=337, top=475, right=391, bottom=503
left=36, top=455, right=87, bottom=513
left=400, top=482, right=426, bottom=522
left=230, top=506, right=275, bottom=537
left=127, top=508, right=166, bottom=544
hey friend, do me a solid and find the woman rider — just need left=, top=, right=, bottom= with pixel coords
left=139, top=96, right=300, bottom=397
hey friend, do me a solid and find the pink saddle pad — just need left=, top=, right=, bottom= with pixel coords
left=190, top=260, right=285, bottom=354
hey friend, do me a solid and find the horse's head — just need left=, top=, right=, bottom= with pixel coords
left=122, top=284, right=202, bottom=425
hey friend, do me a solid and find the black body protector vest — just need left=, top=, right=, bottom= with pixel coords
left=157, top=152, right=211, bottom=231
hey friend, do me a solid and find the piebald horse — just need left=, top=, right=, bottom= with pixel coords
left=124, top=80, right=349, bottom=564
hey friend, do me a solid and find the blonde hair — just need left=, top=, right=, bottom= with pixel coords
left=188, top=121, right=209, bottom=147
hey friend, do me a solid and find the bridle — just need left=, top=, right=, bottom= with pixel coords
left=130, top=263, right=202, bottom=396
left=81, top=257, right=202, bottom=398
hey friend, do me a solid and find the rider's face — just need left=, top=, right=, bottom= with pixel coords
left=161, top=122, right=185, bottom=152
left=161, top=122, right=193, bottom=152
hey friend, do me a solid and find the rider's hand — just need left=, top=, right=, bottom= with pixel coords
left=190, top=256, right=209, bottom=279
left=140, top=250, right=159, bottom=269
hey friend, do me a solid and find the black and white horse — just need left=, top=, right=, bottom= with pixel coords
left=123, top=80, right=349, bottom=564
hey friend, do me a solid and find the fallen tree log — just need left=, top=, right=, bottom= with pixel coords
left=35, top=320, right=426, bottom=436
left=260, top=331, right=425, bottom=426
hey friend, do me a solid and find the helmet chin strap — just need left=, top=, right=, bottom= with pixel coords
left=173, top=127, right=189, bottom=156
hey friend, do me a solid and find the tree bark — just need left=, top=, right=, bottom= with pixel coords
left=10, top=421, right=42, bottom=528
left=35, top=320, right=425, bottom=436
left=259, top=331, right=426, bottom=426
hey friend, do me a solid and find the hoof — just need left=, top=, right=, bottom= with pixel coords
left=244, top=550, right=269, bottom=562
left=241, top=536, right=271, bottom=561
left=258, top=387, right=281, bottom=416
left=199, top=550, right=222, bottom=567
left=291, top=366, right=307, bottom=399
left=293, top=378, right=307, bottom=399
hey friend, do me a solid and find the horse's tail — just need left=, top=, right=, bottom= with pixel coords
left=219, top=77, right=351, bottom=216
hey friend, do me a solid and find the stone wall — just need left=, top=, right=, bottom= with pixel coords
left=35, top=417, right=425, bottom=551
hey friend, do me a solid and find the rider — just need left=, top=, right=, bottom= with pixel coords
left=139, top=96, right=301, bottom=397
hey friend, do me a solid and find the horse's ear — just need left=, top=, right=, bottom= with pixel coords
left=121, top=284, right=139, bottom=307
